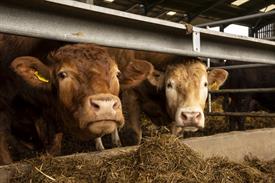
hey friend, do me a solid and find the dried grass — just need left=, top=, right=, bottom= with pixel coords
left=12, top=135, right=275, bottom=183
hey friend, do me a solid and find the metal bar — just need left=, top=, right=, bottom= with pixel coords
left=266, top=36, right=275, bottom=40
left=208, top=63, right=273, bottom=70
left=145, top=0, right=165, bottom=15
left=188, top=0, right=227, bottom=22
left=207, top=112, right=275, bottom=117
left=192, top=31, right=200, bottom=52
left=207, top=58, right=212, bottom=113
left=156, top=10, right=169, bottom=18
left=1, top=0, right=275, bottom=64
left=126, top=3, right=139, bottom=12
left=196, top=10, right=275, bottom=27
left=86, top=0, right=93, bottom=4
left=210, top=88, right=275, bottom=94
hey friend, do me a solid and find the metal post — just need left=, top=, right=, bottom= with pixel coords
left=196, top=10, right=275, bottom=27
left=207, top=58, right=212, bottom=113
left=192, top=31, right=200, bottom=52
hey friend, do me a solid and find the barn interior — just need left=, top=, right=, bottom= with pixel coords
left=1, top=0, right=275, bottom=182
left=90, top=0, right=275, bottom=40
left=70, top=0, right=275, bottom=143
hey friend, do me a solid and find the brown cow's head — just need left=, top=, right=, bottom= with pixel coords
left=10, top=44, right=153, bottom=140
left=148, top=59, right=228, bottom=134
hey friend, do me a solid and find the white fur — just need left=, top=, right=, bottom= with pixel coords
left=111, top=128, right=122, bottom=147
left=95, top=137, right=104, bottom=151
left=166, top=75, right=208, bottom=132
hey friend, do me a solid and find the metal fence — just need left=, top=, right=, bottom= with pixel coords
left=207, top=59, right=275, bottom=118
left=256, top=23, right=275, bottom=40
left=1, top=0, right=275, bottom=119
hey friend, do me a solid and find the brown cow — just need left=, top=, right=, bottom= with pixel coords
left=118, top=52, right=228, bottom=145
left=0, top=33, right=64, bottom=164
left=0, top=43, right=153, bottom=165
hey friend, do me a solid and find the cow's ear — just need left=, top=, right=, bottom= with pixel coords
left=147, top=69, right=165, bottom=89
left=119, top=59, right=154, bottom=90
left=208, top=69, right=228, bottom=90
left=10, top=56, right=51, bottom=89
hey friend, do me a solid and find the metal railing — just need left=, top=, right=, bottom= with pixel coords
left=1, top=0, right=275, bottom=64
left=206, top=112, right=275, bottom=117
left=210, top=88, right=275, bottom=94
left=208, top=63, right=271, bottom=70
left=207, top=60, right=275, bottom=118
left=1, top=0, right=275, bottom=119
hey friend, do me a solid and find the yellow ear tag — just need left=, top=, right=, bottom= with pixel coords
left=34, top=71, right=49, bottom=83
left=209, top=81, right=218, bottom=90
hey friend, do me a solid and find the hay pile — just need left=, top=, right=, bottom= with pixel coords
left=12, top=135, right=275, bottom=183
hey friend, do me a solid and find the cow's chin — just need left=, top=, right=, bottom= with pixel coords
left=87, top=120, right=119, bottom=137
left=183, top=127, right=199, bottom=132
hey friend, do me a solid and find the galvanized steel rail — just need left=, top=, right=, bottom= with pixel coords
left=207, top=112, right=275, bottom=117
left=209, top=63, right=272, bottom=70
left=1, top=0, right=275, bottom=119
left=197, top=10, right=275, bottom=28
left=210, top=88, right=275, bottom=94
left=0, top=0, right=275, bottom=64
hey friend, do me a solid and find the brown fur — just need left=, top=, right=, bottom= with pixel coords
left=119, top=52, right=227, bottom=145
left=1, top=38, right=153, bottom=165
left=0, top=34, right=64, bottom=165
left=11, top=44, right=125, bottom=140
left=164, top=62, right=208, bottom=117
left=107, top=48, right=154, bottom=90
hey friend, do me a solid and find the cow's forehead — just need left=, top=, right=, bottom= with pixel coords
left=57, top=57, right=117, bottom=71
left=51, top=44, right=118, bottom=74
left=166, top=62, right=207, bottom=82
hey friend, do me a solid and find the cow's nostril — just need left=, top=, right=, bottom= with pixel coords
left=195, top=112, right=201, bottom=119
left=194, top=112, right=202, bottom=124
left=90, top=101, right=100, bottom=111
left=195, top=112, right=201, bottom=118
left=113, top=101, right=119, bottom=110
left=181, top=112, right=188, bottom=121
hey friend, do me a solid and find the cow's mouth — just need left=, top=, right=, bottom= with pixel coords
left=182, top=126, right=199, bottom=132
left=175, top=124, right=201, bottom=132
left=86, top=120, right=123, bottom=136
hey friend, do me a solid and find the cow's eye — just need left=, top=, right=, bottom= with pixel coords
left=167, top=82, right=173, bottom=88
left=154, top=73, right=160, bottom=78
left=116, top=71, right=121, bottom=79
left=57, top=71, right=68, bottom=79
left=204, top=82, right=208, bottom=87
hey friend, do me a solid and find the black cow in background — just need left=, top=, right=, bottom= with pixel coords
left=211, top=60, right=275, bottom=130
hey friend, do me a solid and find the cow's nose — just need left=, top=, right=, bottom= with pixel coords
left=90, top=96, right=121, bottom=114
left=180, top=111, right=201, bottom=125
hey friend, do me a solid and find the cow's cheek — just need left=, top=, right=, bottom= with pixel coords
left=200, top=76, right=208, bottom=102
left=165, top=87, right=178, bottom=118
left=110, top=78, right=120, bottom=96
left=58, top=79, right=78, bottom=108
left=199, top=75, right=208, bottom=111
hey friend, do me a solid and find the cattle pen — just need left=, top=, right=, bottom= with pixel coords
left=1, top=0, right=275, bottom=182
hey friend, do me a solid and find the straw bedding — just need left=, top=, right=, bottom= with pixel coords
left=12, top=135, right=275, bottom=183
